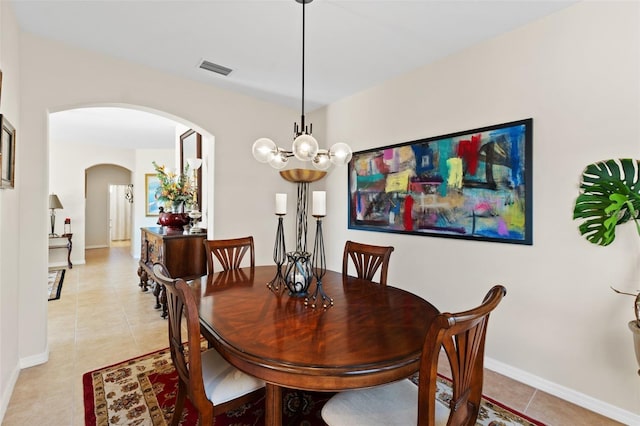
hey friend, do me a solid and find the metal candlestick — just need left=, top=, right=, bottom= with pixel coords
left=267, top=214, right=287, bottom=292
left=306, top=215, right=333, bottom=308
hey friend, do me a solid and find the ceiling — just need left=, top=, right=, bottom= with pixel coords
left=13, top=0, right=577, bottom=148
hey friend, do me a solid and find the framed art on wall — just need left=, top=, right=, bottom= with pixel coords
left=0, top=114, right=16, bottom=189
left=145, top=173, right=161, bottom=216
left=348, top=118, right=533, bottom=245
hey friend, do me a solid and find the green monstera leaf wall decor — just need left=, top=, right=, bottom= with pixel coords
left=573, top=158, right=640, bottom=246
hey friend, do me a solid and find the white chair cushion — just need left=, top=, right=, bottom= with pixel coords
left=200, top=349, right=265, bottom=405
left=321, top=378, right=450, bottom=426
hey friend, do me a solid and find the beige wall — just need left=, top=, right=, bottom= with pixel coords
left=0, top=0, right=21, bottom=417
left=1, top=0, right=639, bottom=423
left=322, top=1, right=639, bottom=420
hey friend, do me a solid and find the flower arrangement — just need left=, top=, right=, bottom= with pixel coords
left=152, top=161, right=194, bottom=211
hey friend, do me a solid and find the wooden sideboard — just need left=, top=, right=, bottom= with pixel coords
left=137, top=227, right=207, bottom=317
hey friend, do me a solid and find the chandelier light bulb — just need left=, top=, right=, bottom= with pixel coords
left=329, top=142, right=353, bottom=166
left=269, top=149, right=290, bottom=169
left=252, top=138, right=277, bottom=163
left=292, top=133, right=319, bottom=161
left=312, top=150, right=331, bottom=170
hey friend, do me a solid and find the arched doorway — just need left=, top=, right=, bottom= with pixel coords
left=85, top=164, right=132, bottom=249
left=48, top=105, right=215, bottom=265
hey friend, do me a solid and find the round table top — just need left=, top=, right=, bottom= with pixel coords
left=193, top=265, right=439, bottom=391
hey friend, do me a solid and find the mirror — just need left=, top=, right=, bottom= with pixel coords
left=179, top=129, right=202, bottom=207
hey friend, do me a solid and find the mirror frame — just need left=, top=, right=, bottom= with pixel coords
left=179, top=129, right=202, bottom=207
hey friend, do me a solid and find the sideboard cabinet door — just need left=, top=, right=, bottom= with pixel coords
left=137, top=227, right=207, bottom=314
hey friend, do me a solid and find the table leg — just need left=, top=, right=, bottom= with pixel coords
left=66, top=235, right=73, bottom=268
left=137, top=266, right=149, bottom=291
left=265, top=383, right=282, bottom=426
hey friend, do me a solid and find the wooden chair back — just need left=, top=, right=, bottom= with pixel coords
left=342, top=240, right=394, bottom=286
left=153, top=262, right=264, bottom=425
left=152, top=263, right=208, bottom=420
left=417, top=285, right=506, bottom=426
left=203, top=236, right=254, bottom=274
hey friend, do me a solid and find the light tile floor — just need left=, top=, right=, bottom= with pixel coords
left=2, top=244, right=624, bottom=425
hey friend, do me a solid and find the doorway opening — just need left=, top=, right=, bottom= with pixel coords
left=109, top=184, right=133, bottom=247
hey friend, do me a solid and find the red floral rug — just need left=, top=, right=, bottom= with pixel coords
left=83, top=346, right=545, bottom=425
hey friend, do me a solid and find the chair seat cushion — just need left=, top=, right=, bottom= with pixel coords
left=201, top=349, right=265, bottom=405
left=321, top=378, right=449, bottom=426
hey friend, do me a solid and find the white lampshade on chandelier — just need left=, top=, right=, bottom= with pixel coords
left=252, top=0, right=352, bottom=171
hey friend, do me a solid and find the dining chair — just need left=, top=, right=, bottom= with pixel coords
left=321, top=285, right=507, bottom=426
left=202, top=236, right=254, bottom=274
left=342, top=240, right=394, bottom=286
left=152, top=262, right=264, bottom=426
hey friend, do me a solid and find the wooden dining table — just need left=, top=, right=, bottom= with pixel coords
left=191, top=265, right=439, bottom=426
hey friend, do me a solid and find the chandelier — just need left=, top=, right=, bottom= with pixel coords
left=252, top=0, right=352, bottom=171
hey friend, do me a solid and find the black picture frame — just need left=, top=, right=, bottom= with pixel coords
left=348, top=118, right=533, bottom=245
left=0, top=114, right=16, bottom=189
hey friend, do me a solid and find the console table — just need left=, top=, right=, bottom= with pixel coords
left=137, top=227, right=207, bottom=317
left=48, top=233, right=73, bottom=269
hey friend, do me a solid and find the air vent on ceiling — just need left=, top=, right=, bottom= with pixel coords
left=199, top=60, right=233, bottom=76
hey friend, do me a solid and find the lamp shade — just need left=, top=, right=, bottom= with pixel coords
left=269, top=149, right=289, bottom=169
left=292, top=134, right=319, bottom=161
left=252, top=138, right=277, bottom=163
left=329, top=143, right=353, bottom=166
left=49, top=194, right=64, bottom=210
left=312, top=149, right=331, bottom=170
left=187, top=158, right=203, bottom=170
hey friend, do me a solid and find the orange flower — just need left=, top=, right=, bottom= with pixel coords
left=152, top=161, right=194, bottom=207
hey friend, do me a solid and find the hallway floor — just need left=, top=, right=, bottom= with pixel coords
left=2, top=244, right=623, bottom=425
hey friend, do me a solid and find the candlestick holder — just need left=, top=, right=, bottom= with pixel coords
left=306, top=215, right=333, bottom=308
left=267, top=214, right=287, bottom=293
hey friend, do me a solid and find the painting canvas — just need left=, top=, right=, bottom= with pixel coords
left=145, top=174, right=161, bottom=216
left=348, top=118, right=532, bottom=245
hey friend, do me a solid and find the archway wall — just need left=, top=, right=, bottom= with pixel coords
left=19, top=33, right=301, bottom=360
left=85, top=164, right=132, bottom=249
left=49, top=143, right=139, bottom=265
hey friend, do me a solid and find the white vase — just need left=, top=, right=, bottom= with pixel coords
left=629, top=320, right=640, bottom=376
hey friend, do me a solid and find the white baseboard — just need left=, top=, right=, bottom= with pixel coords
left=0, top=362, right=20, bottom=424
left=0, top=348, right=49, bottom=422
left=485, top=357, right=640, bottom=425
left=48, top=260, right=85, bottom=268
left=19, top=345, right=49, bottom=369
left=86, top=245, right=108, bottom=249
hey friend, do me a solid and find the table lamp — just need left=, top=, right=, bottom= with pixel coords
left=49, top=194, right=63, bottom=237
left=187, top=158, right=203, bottom=233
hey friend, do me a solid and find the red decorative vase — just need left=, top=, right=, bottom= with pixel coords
left=158, top=212, right=190, bottom=230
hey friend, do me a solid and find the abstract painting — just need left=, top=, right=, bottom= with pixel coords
left=348, top=119, right=532, bottom=245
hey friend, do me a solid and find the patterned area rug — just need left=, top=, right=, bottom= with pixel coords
left=83, top=346, right=545, bottom=426
left=48, top=269, right=65, bottom=301
left=409, top=374, right=545, bottom=426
